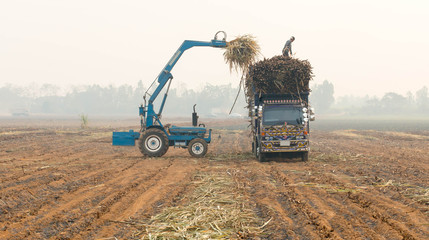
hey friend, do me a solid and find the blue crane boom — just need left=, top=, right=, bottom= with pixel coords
left=143, top=33, right=227, bottom=128
left=149, top=39, right=227, bottom=103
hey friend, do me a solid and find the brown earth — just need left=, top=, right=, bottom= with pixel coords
left=0, top=118, right=428, bottom=239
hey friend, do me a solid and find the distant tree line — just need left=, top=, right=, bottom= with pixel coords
left=0, top=81, right=247, bottom=117
left=1, top=81, right=428, bottom=117
left=310, top=80, right=429, bottom=116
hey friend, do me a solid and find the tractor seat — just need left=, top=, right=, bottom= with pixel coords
left=169, top=126, right=206, bottom=134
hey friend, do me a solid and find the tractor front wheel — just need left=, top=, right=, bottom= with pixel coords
left=188, top=138, right=208, bottom=158
left=139, top=128, right=169, bottom=157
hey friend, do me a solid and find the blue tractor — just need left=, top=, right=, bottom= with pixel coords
left=112, top=31, right=227, bottom=158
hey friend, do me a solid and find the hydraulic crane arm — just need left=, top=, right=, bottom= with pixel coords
left=143, top=31, right=227, bottom=128
left=148, top=32, right=227, bottom=104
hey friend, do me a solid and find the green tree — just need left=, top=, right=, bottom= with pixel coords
left=416, top=86, right=428, bottom=110
left=310, top=80, right=335, bottom=113
left=380, top=92, right=407, bottom=114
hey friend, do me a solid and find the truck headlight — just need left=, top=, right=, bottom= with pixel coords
left=303, top=113, right=308, bottom=118
left=302, top=107, right=308, bottom=113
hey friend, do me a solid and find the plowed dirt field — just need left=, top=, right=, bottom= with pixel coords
left=0, top=118, right=428, bottom=239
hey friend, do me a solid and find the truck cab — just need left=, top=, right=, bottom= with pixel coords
left=251, top=93, right=315, bottom=161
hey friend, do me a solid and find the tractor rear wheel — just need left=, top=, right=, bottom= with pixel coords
left=139, top=128, right=169, bottom=157
left=188, top=138, right=208, bottom=158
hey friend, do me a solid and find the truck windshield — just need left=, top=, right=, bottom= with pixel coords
left=263, top=105, right=302, bottom=126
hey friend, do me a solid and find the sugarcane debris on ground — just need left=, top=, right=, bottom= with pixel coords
left=133, top=171, right=269, bottom=239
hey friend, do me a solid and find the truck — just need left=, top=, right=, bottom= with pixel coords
left=112, top=31, right=227, bottom=158
left=251, top=92, right=315, bottom=162
left=10, top=108, right=29, bottom=117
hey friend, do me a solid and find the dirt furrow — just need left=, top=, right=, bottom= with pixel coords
left=273, top=163, right=428, bottom=239
left=0, top=156, right=158, bottom=239
left=85, top=156, right=201, bottom=240
left=0, top=146, right=138, bottom=224
left=239, top=163, right=320, bottom=239
left=1, top=121, right=428, bottom=239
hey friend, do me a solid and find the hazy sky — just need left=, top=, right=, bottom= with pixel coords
left=1, top=0, right=428, bottom=97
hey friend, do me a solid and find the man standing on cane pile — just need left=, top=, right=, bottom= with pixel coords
left=282, top=36, right=295, bottom=57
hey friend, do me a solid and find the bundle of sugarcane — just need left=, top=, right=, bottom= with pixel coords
left=245, top=55, right=313, bottom=96
left=224, top=34, right=261, bottom=74
left=223, top=34, right=261, bottom=113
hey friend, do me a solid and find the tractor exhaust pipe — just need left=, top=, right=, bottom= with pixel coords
left=192, top=104, right=198, bottom=127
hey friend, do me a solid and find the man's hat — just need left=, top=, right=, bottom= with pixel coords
left=291, top=36, right=295, bottom=40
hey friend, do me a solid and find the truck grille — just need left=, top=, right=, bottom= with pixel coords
left=260, top=125, right=309, bottom=152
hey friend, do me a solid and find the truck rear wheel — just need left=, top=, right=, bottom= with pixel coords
left=301, top=152, right=309, bottom=162
left=188, top=138, right=208, bottom=158
left=138, top=128, right=169, bottom=157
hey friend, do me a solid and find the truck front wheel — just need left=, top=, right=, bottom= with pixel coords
left=258, top=152, right=267, bottom=162
left=301, top=152, right=309, bottom=162
left=257, top=145, right=267, bottom=162
left=139, top=128, right=169, bottom=157
left=188, top=138, right=208, bottom=158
